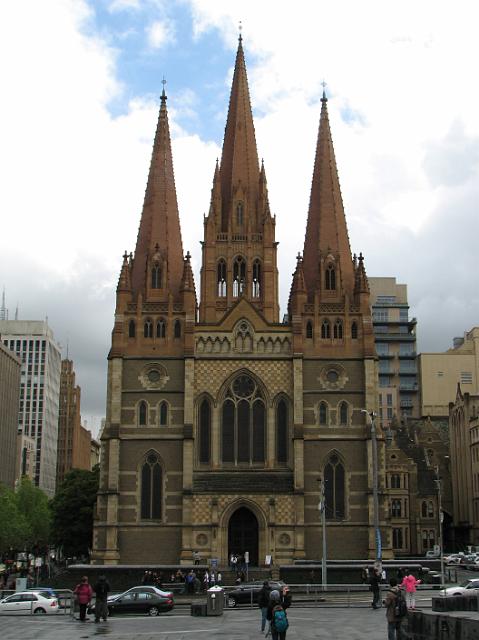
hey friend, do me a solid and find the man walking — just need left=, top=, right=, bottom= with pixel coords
left=383, top=577, right=404, bottom=639
left=369, top=567, right=381, bottom=609
left=93, top=575, right=110, bottom=623
left=258, top=580, right=271, bottom=633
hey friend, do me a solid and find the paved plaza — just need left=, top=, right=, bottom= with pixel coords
left=0, top=606, right=406, bottom=640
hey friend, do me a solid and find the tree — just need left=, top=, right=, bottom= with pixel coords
left=0, top=484, right=30, bottom=553
left=15, top=477, right=51, bottom=549
left=50, top=467, right=99, bottom=557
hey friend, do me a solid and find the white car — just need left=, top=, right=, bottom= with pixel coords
left=0, top=590, right=59, bottom=615
left=443, top=579, right=479, bottom=596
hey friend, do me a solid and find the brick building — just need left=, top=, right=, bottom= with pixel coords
left=92, top=38, right=423, bottom=565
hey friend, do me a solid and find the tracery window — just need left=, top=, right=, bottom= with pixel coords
left=325, top=264, right=336, bottom=290
left=221, top=374, right=265, bottom=465
left=391, top=499, right=402, bottom=518
left=141, top=452, right=162, bottom=519
left=174, top=320, right=181, bottom=338
left=128, top=320, right=136, bottom=338
left=306, top=321, right=313, bottom=339
left=319, top=401, right=328, bottom=425
left=339, top=401, right=348, bottom=426
left=333, top=319, right=343, bottom=339
left=252, top=259, right=261, bottom=298
left=151, top=265, right=162, bottom=289
left=217, top=260, right=227, bottom=297
left=233, top=257, right=246, bottom=297
left=351, top=322, right=358, bottom=339
left=236, top=201, right=244, bottom=226
left=199, top=398, right=211, bottom=464
left=157, top=318, right=166, bottom=338
left=324, top=453, right=345, bottom=520
left=144, top=319, right=153, bottom=338
left=321, top=319, right=331, bottom=339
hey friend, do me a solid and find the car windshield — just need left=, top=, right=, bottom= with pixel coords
left=460, top=580, right=476, bottom=587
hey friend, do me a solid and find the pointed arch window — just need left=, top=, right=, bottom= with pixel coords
left=199, top=398, right=211, bottom=464
left=217, top=260, right=227, bottom=297
left=333, top=319, right=343, bottom=339
left=236, top=201, right=244, bottom=226
left=325, top=263, right=336, bottom=290
left=319, top=401, right=328, bottom=425
left=233, top=257, right=246, bottom=297
left=141, top=452, right=162, bottom=519
left=144, top=319, right=153, bottom=338
left=339, top=401, right=349, bottom=425
left=159, top=401, right=168, bottom=426
left=252, top=259, right=261, bottom=298
left=151, top=265, right=162, bottom=289
left=324, top=453, right=345, bottom=519
left=128, top=319, right=136, bottom=338
left=138, top=401, right=148, bottom=426
left=321, top=319, right=331, bottom=339
left=221, top=374, right=265, bottom=465
left=174, top=319, right=181, bottom=338
left=391, top=499, right=402, bottom=518
left=306, top=321, right=313, bottom=339
left=156, top=318, right=166, bottom=338
left=276, top=399, right=288, bottom=463
left=351, top=322, right=358, bottom=339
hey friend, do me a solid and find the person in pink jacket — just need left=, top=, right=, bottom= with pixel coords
left=401, top=573, right=421, bottom=609
left=74, top=575, right=93, bottom=621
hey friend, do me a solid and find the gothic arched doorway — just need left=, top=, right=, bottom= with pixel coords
left=228, top=507, right=259, bottom=567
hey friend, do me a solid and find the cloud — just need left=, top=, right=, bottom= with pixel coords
left=108, top=0, right=141, bottom=11
left=146, top=19, right=175, bottom=49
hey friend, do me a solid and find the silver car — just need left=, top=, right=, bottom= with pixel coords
left=443, top=579, right=479, bottom=596
left=0, top=591, right=59, bottom=615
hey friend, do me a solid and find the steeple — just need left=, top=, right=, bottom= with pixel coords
left=130, top=85, right=184, bottom=299
left=302, top=90, right=354, bottom=298
left=219, top=35, right=261, bottom=231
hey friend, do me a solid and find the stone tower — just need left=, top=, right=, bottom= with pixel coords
left=92, top=39, right=391, bottom=566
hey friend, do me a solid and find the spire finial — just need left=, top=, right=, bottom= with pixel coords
left=296, top=252, right=302, bottom=263
left=238, top=20, right=243, bottom=42
left=321, top=79, right=328, bottom=102
left=185, top=251, right=191, bottom=262
left=161, top=76, right=167, bottom=102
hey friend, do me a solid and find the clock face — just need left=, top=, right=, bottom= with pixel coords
left=232, top=375, right=255, bottom=398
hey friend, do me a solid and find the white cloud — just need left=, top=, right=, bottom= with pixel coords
left=108, top=0, right=141, bottom=11
left=146, top=19, right=175, bottom=49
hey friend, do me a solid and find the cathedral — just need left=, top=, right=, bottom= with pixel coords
left=92, top=36, right=393, bottom=565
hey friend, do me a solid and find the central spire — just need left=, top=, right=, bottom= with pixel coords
left=219, top=35, right=261, bottom=231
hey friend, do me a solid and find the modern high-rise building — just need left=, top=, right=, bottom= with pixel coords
left=93, top=37, right=394, bottom=565
left=0, top=320, right=61, bottom=497
left=56, top=359, right=92, bottom=487
left=369, top=278, right=419, bottom=423
left=0, top=340, right=21, bottom=487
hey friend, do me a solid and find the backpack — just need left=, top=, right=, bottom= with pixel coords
left=394, top=591, right=408, bottom=618
left=272, top=605, right=289, bottom=633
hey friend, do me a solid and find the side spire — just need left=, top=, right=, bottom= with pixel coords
left=302, top=91, right=354, bottom=297
left=130, top=85, right=184, bottom=298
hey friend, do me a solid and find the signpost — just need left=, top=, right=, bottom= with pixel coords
left=244, top=551, right=249, bottom=580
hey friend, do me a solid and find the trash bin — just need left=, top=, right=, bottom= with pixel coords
left=207, top=586, right=224, bottom=616
left=191, top=602, right=207, bottom=616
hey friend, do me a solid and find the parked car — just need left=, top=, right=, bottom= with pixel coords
left=0, top=591, right=59, bottom=615
left=226, top=580, right=289, bottom=608
left=443, top=579, right=479, bottom=596
left=90, top=586, right=174, bottom=617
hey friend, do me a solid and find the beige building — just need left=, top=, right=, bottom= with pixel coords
left=0, top=341, right=21, bottom=487
left=91, top=438, right=101, bottom=469
left=369, top=278, right=419, bottom=424
left=450, top=386, right=479, bottom=546
left=420, top=327, right=479, bottom=418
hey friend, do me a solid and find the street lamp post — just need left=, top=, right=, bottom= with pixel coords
left=362, top=410, right=382, bottom=571
left=435, top=466, right=445, bottom=587
left=318, top=477, right=327, bottom=590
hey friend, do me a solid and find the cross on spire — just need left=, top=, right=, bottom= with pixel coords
left=161, top=76, right=167, bottom=101
left=238, top=20, right=243, bottom=41
left=321, top=79, right=328, bottom=102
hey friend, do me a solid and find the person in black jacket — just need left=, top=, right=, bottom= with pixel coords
left=258, top=581, right=272, bottom=633
left=266, top=590, right=290, bottom=640
left=369, top=567, right=381, bottom=609
left=93, top=575, right=111, bottom=622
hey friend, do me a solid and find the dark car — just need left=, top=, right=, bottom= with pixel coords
left=92, top=588, right=174, bottom=617
left=226, top=580, right=289, bottom=608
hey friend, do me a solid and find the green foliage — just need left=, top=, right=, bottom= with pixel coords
left=50, top=467, right=99, bottom=556
left=16, top=477, right=51, bottom=547
left=0, top=484, right=30, bottom=553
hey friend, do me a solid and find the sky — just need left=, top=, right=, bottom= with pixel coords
left=1, top=0, right=479, bottom=436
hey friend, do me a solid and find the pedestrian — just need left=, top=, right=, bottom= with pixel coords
left=361, top=566, right=369, bottom=584
left=266, top=589, right=289, bottom=640
left=74, top=575, right=93, bottom=622
left=203, top=570, right=210, bottom=591
left=93, top=574, right=110, bottom=623
left=217, top=571, right=222, bottom=585
left=193, top=550, right=200, bottom=565
left=369, top=567, right=381, bottom=609
left=396, top=567, right=404, bottom=582
left=210, top=571, right=216, bottom=587
left=258, top=580, right=272, bottom=633
left=383, top=577, right=406, bottom=639
left=401, top=573, right=421, bottom=609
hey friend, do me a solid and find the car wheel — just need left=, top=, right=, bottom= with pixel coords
left=148, top=606, right=160, bottom=616
left=227, top=597, right=236, bottom=608
left=34, top=608, right=46, bottom=615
